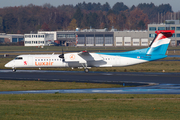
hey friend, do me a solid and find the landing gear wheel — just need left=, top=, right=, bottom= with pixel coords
left=12, top=68, right=16, bottom=72
left=84, top=68, right=89, bottom=73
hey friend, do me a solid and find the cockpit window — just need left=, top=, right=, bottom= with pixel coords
left=15, top=57, right=23, bottom=60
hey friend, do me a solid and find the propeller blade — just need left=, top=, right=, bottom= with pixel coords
left=62, top=49, right=64, bottom=55
left=59, top=49, right=65, bottom=62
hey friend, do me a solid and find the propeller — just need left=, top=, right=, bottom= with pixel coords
left=59, top=49, right=65, bottom=62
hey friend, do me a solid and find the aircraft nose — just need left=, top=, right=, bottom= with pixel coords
left=5, top=62, right=12, bottom=68
left=5, top=63, right=9, bottom=67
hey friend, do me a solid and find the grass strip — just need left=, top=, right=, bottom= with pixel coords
left=0, top=80, right=123, bottom=91
left=0, top=94, right=180, bottom=120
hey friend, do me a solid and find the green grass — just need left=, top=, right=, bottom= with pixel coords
left=0, top=80, right=123, bottom=91
left=0, top=80, right=179, bottom=120
left=0, top=80, right=179, bottom=119
left=0, top=94, right=180, bottom=120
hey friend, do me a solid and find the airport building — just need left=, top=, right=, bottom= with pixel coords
left=23, top=29, right=151, bottom=47
left=148, top=20, right=180, bottom=46
left=24, top=33, right=55, bottom=46
left=75, top=31, right=114, bottom=47
left=114, top=20, right=180, bottom=47
left=0, top=33, right=24, bottom=44
left=24, top=29, right=114, bottom=47
left=22, top=20, right=180, bottom=47
left=114, top=31, right=149, bottom=46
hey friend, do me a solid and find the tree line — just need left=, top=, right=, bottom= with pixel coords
left=0, top=2, right=175, bottom=34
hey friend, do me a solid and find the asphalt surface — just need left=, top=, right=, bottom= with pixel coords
left=0, top=70, right=180, bottom=84
left=0, top=70, right=180, bottom=94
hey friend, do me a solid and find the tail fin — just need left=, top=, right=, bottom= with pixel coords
left=146, top=30, right=175, bottom=55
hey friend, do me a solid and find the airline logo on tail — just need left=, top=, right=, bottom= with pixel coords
left=147, top=30, right=174, bottom=55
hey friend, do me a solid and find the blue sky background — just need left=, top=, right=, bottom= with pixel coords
left=0, top=0, right=179, bottom=12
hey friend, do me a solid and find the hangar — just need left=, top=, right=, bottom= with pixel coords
left=22, top=20, right=180, bottom=47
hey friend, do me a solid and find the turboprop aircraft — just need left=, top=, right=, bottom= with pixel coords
left=5, top=30, right=174, bottom=73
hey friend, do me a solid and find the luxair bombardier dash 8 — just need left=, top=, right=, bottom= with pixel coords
left=5, top=30, right=174, bottom=73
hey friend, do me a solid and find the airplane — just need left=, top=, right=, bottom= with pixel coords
left=5, top=30, right=174, bottom=73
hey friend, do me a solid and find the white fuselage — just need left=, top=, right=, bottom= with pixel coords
left=4, top=30, right=174, bottom=72
left=5, top=53, right=148, bottom=69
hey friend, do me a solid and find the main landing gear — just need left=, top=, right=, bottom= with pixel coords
left=81, top=63, right=89, bottom=73
left=84, top=68, right=89, bottom=73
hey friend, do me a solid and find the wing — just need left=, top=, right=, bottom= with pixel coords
left=64, top=51, right=103, bottom=63
left=78, top=51, right=103, bottom=61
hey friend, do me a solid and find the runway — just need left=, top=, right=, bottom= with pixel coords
left=0, top=70, right=180, bottom=94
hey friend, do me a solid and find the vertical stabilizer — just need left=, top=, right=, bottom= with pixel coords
left=146, top=30, right=175, bottom=55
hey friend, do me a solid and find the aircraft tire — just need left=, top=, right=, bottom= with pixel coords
left=12, top=68, right=16, bottom=72
left=84, top=68, right=89, bottom=73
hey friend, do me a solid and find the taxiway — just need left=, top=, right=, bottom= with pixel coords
left=0, top=70, right=180, bottom=94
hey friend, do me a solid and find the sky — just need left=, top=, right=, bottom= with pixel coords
left=0, top=0, right=179, bottom=12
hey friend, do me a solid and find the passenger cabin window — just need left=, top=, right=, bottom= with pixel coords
left=15, top=57, right=23, bottom=60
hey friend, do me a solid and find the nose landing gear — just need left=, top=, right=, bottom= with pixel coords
left=12, top=68, right=16, bottom=72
